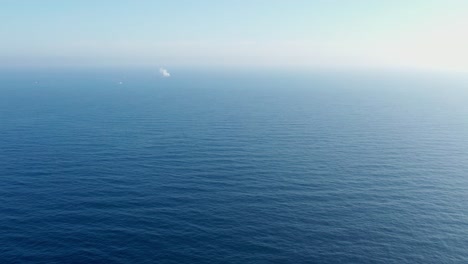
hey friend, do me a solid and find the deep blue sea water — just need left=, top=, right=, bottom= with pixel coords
left=1, top=69, right=468, bottom=263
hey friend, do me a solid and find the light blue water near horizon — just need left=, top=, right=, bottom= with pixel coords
left=1, top=68, right=468, bottom=263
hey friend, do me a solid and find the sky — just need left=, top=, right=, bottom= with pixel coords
left=1, top=0, right=467, bottom=72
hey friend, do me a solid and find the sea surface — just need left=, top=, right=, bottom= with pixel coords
left=1, top=69, right=468, bottom=263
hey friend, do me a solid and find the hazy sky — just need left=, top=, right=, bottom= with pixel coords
left=1, top=0, right=467, bottom=71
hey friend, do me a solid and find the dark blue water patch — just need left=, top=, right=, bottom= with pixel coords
left=1, top=69, right=468, bottom=263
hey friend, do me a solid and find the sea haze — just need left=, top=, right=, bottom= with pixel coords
left=1, top=69, right=468, bottom=263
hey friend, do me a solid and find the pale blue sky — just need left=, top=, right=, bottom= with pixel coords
left=1, top=0, right=467, bottom=71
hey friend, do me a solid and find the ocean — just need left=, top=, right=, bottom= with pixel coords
left=1, top=68, right=468, bottom=263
